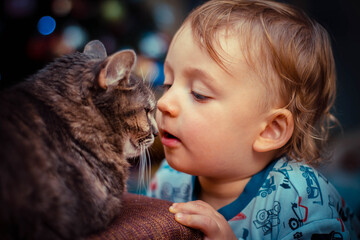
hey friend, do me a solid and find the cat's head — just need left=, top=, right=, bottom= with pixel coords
left=84, top=40, right=158, bottom=159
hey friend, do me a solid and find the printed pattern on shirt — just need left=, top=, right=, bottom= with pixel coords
left=147, top=157, right=360, bottom=239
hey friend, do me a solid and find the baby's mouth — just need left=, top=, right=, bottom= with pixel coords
left=160, top=129, right=181, bottom=147
left=163, top=131, right=179, bottom=141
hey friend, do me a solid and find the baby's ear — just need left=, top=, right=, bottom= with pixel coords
left=253, top=109, right=294, bottom=153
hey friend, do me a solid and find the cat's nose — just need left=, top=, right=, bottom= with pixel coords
left=152, top=125, right=159, bottom=137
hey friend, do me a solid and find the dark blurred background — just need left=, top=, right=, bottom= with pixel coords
left=1, top=0, right=360, bottom=216
left=1, top=0, right=359, bottom=132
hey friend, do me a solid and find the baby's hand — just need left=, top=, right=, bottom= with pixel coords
left=169, top=200, right=237, bottom=240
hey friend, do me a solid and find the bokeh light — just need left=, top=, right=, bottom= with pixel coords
left=63, top=25, right=88, bottom=50
left=101, top=0, right=125, bottom=22
left=153, top=3, right=175, bottom=30
left=52, top=0, right=72, bottom=16
left=139, top=32, right=168, bottom=59
left=37, top=16, right=56, bottom=35
left=153, top=62, right=165, bottom=86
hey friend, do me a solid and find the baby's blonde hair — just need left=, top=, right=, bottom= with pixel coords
left=185, top=0, right=337, bottom=165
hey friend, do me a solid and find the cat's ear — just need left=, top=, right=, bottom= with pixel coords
left=98, top=50, right=136, bottom=89
left=84, top=40, right=107, bottom=59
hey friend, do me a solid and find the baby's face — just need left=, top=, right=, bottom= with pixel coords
left=156, top=23, right=273, bottom=179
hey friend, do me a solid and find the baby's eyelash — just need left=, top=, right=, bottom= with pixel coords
left=191, top=91, right=209, bottom=101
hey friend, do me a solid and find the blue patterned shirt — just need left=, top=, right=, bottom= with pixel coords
left=147, top=156, right=360, bottom=239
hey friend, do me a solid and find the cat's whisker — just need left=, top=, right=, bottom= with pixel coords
left=149, top=78, right=155, bottom=90
left=145, top=147, right=152, bottom=186
left=139, top=66, right=157, bottom=90
left=149, top=71, right=157, bottom=90
left=137, top=144, right=145, bottom=193
left=140, top=66, right=153, bottom=86
left=140, top=67, right=147, bottom=83
left=137, top=144, right=152, bottom=194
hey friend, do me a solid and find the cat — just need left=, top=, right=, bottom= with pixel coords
left=0, top=40, right=158, bottom=240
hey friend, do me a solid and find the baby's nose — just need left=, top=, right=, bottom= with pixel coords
left=157, top=92, right=179, bottom=117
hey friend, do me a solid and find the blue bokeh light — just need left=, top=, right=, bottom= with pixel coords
left=37, top=16, right=56, bottom=35
left=139, top=32, right=167, bottom=59
left=153, top=3, right=174, bottom=30
left=63, top=25, right=88, bottom=50
left=153, top=62, right=164, bottom=86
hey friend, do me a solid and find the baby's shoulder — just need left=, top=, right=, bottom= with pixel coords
left=269, top=158, right=337, bottom=198
left=232, top=158, right=358, bottom=239
left=254, top=157, right=360, bottom=239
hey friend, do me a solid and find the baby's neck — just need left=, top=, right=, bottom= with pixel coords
left=198, top=176, right=251, bottom=210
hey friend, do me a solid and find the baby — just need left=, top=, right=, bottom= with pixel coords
left=147, top=0, right=360, bottom=238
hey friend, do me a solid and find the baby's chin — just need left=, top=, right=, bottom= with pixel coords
left=166, top=156, right=187, bottom=171
left=165, top=156, right=201, bottom=175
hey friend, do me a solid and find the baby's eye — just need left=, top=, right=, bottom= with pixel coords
left=191, top=91, right=209, bottom=102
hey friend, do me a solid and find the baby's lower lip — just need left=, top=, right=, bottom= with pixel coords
left=160, top=133, right=181, bottom=148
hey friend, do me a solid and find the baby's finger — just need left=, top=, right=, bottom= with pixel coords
left=174, top=212, right=219, bottom=237
left=169, top=201, right=212, bottom=215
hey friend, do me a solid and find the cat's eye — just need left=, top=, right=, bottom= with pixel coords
left=145, top=107, right=154, bottom=114
left=162, top=84, right=172, bottom=91
left=156, top=84, right=171, bottom=96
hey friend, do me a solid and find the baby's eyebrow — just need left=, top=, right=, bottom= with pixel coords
left=184, top=67, right=217, bottom=86
left=164, top=61, right=220, bottom=91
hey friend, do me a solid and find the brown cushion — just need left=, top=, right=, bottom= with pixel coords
left=87, top=193, right=203, bottom=240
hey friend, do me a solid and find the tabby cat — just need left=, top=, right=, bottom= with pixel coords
left=0, top=40, right=158, bottom=239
